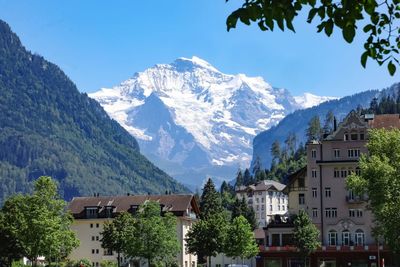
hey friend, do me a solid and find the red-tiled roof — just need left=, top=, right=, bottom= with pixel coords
left=368, top=114, right=400, bottom=129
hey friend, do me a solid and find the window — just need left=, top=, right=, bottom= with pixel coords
left=312, top=188, right=317, bottom=198
left=92, top=236, right=95, bottom=241
left=334, top=149, right=340, bottom=158
left=356, top=209, right=363, bottom=217
left=95, top=263, right=99, bottom=267
left=185, top=261, right=188, bottom=267
left=325, top=187, right=331, bottom=198
left=256, top=205, right=259, bottom=211
left=192, top=261, right=195, bottom=267
left=96, top=249, right=99, bottom=254
left=299, top=194, right=305, bottom=205
left=344, top=133, right=349, bottom=141
left=311, top=169, right=317, bottom=178
left=328, top=230, right=337, bottom=246
left=85, top=207, right=98, bottom=219
left=355, top=229, right=365, bottom=246
left=261, top=205, right=265, bottom=211
left=350, top=132, right=358, bottom=140
left=105, top=206, right=113, bottom=218
left=96, top=236, right=99, bottom=241
left=347, top=168, right=354, bottom=175
left=92, top=249, right=95, bottom=254
left=278, top=205, right=281, bottom=211
left=348, top=148, right=361, bottom=158
left=311, top=149, right=317, bottom=158
left=348, top=190, right=355, bottom=201
left=334, top=168, right=340, bottom=178
left=270, top=205, right=273, bottom=211
left=360, top=132, right=365, bottom=140
left=90, top=223, right=93, bottom=228
left=312, top=208, right=318, bottom=218
left=342, top=231, right=350, bottom=246
left=325, top=208, right=337, bottom=218
left=349, top=209, right=355, bottom=217
left=256, top=198, right=259, bottom=203
left=282, top=205, right=285, bottom=211
left=96, top=223, right=99, bottom=228
left=341, top=168, right=347, bottom=178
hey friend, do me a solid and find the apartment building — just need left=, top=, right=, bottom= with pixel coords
left=258, top=112, right=400, bottom=267
left=236, top=180, right=288, bottom=228
left=67, top=194, right=199, bottom=267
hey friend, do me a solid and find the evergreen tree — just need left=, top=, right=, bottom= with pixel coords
left=243, top=169, right=253, bottom=186
left=252, top=156, right=262, bottom=175
left=270, top=140, right=281, bottom=163
left=231, top=197, right=257, bottom=230
left=235, top=169, right=244, bottom=187
left=323, top=110, right=334, bottom=135
left=200, top=178, right=223, bottom=220
left=284, top=132, right=297, bottom=157
left=306, top=116, right=322, bottom=142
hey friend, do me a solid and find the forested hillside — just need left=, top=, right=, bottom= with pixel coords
left=0, top=20, right=188, bottom=203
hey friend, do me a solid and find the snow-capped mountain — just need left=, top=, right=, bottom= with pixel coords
left=90, top=56, right=335, bottom=188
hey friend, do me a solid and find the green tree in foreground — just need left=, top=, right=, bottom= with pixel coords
left=128, top=201, right=180, bottom=267
left=101, top=212, right=135, bottom=267
left=185, top=214, right=227, bottom=267
left=347, top=128, right=400, bottom=252
left=0, top=176, right=79, bottom=267
left=224, top=216, right=259, bottom=264
left=226, top=0, right=399, bottom=75
left=293, top=210, right=320, bottom=266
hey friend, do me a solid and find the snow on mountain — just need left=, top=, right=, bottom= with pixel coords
left=90, top=56, right=334, bottom=187
left=294, top=93, right=338, bottom=109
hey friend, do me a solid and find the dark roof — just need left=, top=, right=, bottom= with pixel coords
left=285, top=167, right=306, bottom=190
left=68, top=194, right=199, bottom=216
left=368, top=114, right=400, bottom=129
left=236, top=180, right=286, bottom=192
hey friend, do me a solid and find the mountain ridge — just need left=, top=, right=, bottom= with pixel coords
left=0, top=19, right=188, bottom=203
left=90, top=56, right=336, bottom=187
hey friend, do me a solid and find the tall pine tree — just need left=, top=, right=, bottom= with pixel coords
left=200, top=178, right=223, bottom=220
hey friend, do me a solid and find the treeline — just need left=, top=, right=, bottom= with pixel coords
left=0, top=19, right=188, bottom=204
left=235, top=110, right=336, bottom=186
left=363, top=87, right=400, bottom=115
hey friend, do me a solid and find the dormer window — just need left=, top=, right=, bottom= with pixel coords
left=130, top=205, right=139, bottom=215
left=359, top=132, right=365, bottom=140
left=344, top=133, right=349, bottom=141
left=85, top=207, right=98, bottom=219
left=105, top=206, right=114, bottom=218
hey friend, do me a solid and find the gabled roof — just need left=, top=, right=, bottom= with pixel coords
left=68, top=194, right=199, bottom=216
left=236, top=180, right=286, bottom=193
left=284, top=167, right=307, bottom=192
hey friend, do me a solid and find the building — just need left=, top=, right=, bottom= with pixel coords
left=67, top=194, right=200, bottom=267
left=258, top=112, right=400, bottom=267
left=236, top=180, right=288, bottom=228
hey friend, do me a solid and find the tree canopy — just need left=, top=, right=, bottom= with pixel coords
left=347, top=128, right=400, bottom=252
left=293, top=210, right=320, bottom=259
left=224, top=216, right=259, bottom=262
left=226, top=0, right=400, bottom=75
left=0, top=176, right=79, bottom=267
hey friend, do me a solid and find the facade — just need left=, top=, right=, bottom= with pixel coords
left=259, top=112, right=400, bottom=267
left=67, top=194, right=200, bottom=267
left=236, top=180, right=288, bottom=228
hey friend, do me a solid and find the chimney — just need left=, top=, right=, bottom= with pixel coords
left=333, top=116, right=337, bottom=132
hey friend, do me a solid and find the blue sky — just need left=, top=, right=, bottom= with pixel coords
left=0, top=0, right=398, bottom=97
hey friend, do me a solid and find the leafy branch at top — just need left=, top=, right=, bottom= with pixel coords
left=226, top=0, right=400, bottom=75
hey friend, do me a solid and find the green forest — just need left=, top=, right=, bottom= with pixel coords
left=0, top=20, right=188, bottom=203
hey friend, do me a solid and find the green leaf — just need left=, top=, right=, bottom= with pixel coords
left=343, top=26, right=355, bottom=43
left=324, top=19, right=333, bottom=36
left=307, top=8, right=318, bottom=23
left=361, top=51, right=368, bottom=68
left=388, top=61, right=396, bottom=76
left=226, top=13, right=239, bottom=31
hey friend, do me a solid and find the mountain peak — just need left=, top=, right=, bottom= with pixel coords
left=174, top=56, right=220, bottom=73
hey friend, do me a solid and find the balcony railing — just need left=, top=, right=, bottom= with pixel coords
left=259, top=244, right=387, bottom=253
left=346, top=196, right=366, bottom=203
